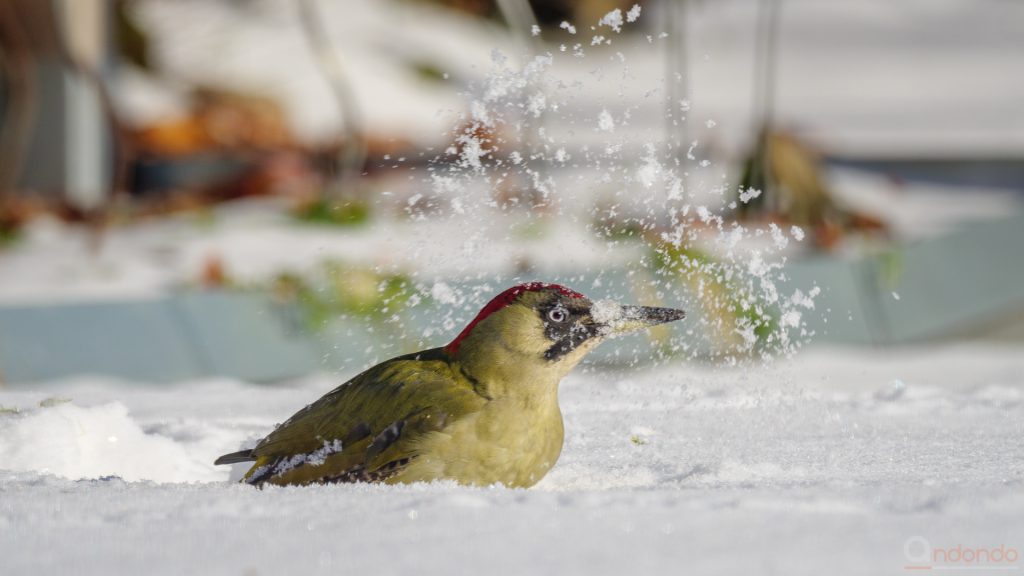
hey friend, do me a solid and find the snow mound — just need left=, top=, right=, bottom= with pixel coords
left=0, top=402, right=222, bottom=482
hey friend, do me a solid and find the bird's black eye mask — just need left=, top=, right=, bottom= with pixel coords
left=538, top=298, right=601, bottom=361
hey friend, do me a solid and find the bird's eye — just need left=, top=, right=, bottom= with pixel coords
left=547, top=307, right=568, bottom=323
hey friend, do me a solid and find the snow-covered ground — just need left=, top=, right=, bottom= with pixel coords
left=2, top=344, right=1022, bottom=575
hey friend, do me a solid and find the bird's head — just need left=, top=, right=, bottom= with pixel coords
left=445, top=283, right=685, bottom=395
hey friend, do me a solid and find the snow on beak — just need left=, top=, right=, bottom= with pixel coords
left=591, top=300, right=686, bottom=337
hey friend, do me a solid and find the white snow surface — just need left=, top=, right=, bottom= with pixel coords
left=131, top=0, right=513, bottom=146
left=2, top=344, right=1022, bottom=575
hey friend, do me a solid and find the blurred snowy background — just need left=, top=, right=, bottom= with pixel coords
left=1, top=1, right=1022, bottom=574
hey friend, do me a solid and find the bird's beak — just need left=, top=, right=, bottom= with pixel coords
left=592, top=301, right=686, bottom=337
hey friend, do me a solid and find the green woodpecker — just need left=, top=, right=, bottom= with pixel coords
left=215, top=282, right=684, bottom=488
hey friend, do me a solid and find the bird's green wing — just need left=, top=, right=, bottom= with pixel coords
left=240, top=348, right=484, bottom=487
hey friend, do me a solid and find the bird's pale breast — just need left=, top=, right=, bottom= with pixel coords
left=393, top=395, right=564, bottom=488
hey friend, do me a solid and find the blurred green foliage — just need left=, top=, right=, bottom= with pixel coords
left=115, top=0, right=151, bottom=69
left=294, top=199, right=371, bottom=227
left=592, top=205, right=647, bottom=240
left=878, top=248, right=904, bottom=290
left=630, top=435, right=648, bottom=446
left=411, top=60, right=448, bottom=83
left=652, top=243, right=778, bottom=353
left=39, top=397, right=72, bottom=408
left=0, top=226, right=19, bottom=249
left=272, top=263, right=414, bottom=332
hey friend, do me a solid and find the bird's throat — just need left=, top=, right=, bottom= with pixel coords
left=455, top=342, right=563, bottom=403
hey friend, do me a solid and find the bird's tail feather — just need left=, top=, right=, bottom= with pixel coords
left=214, top=450, right=255, bottom=465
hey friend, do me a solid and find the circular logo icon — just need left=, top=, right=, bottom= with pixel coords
left=905, top=536, right=931, bottom=564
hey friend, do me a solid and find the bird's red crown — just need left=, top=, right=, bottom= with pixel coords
left=444, top=283, right=585, bottom=355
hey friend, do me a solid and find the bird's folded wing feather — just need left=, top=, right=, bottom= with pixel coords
left=242, top=351, right=484, bottom=486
